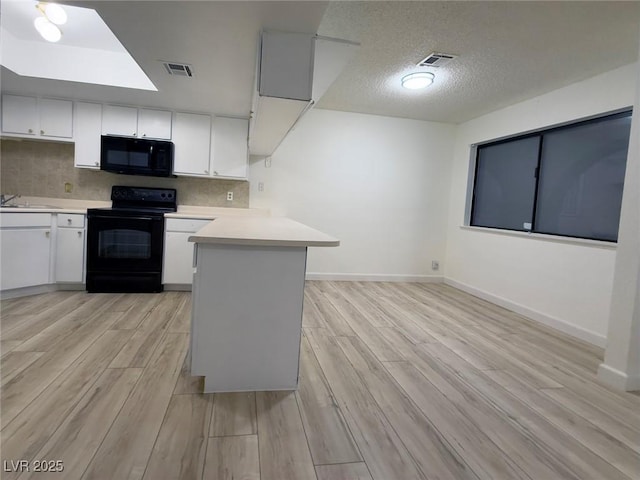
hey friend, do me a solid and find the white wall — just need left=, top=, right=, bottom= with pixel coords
left=444, top=63, right=638, bottom=346
left=249, top=109, right=456, bottom=281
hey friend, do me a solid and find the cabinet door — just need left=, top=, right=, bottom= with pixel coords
left=138, top=109, right=172, bottom=139
left=39, top=98, right=73, bottom=138
left=0, top=228, right=51, bottom=290
left=74, top=102, right=103, bottom=169
left=55, top=228, right=85, bottom=283
left=1, top=95, right=37, bottom=135
left=212, top=117, right=248, bottom=179
left=102, top=105, right=138, bottom=137
left=172, top=112, right=211, bottom=176
left=163, top=231, right=195, bottom=284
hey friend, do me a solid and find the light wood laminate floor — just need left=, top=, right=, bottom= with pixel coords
left=1, top=282, right=639, bottom=480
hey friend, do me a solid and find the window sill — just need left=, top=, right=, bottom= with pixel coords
left=459, top=225, right=617, bottom=250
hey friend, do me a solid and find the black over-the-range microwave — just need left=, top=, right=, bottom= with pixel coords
left=100, top=135, right=175, bottom=177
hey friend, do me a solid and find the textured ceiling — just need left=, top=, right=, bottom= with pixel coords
left=316, top=1, right=640, bottom=123
left=1, top=1, right=638, bottom=124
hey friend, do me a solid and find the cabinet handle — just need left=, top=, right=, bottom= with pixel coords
left=67, top=218, right=72, bottom=224
left=142, top=133, right=146, bottom=137
left=45, top=231, right=50, bottom=238
left=94, top=161, right=99, bottom=166
left=204, top=169, right=209, bottom=174
left=40, top=130, right=45, bottom=135
left=213, top=171, right=218, bottom=175
left=28, top=128, right=34, bottom=134
left=133, top=132, right=137, bottom=136
left=77, top=231, right=82, bottom=237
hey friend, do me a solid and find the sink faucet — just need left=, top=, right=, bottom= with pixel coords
left=0, top=194, right=21, bottom=206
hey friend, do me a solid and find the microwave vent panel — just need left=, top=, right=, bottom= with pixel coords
left=162, top=62, right=194, bottom=77
left=417, top=52, right=457, bottom=68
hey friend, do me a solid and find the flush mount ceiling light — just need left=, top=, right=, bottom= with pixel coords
left=401, top=72, right=435, bottom=90
left=33, top=2, right=67, bottom=43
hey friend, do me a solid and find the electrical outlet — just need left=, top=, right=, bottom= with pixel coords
left=64, top=182, right=73, bottom=193
left=265, top=157, right=272, bottom=168
left=226, top=192, right=233, bottom=201
left=432, top=260, right=440, bottom=271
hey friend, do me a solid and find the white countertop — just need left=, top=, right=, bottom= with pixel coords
left=189, top=216, right=340, bottom=247
left=0, top=196, right=269, bottom=219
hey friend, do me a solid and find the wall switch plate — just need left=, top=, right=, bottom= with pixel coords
left=265, top=157, right=272, bottom=168
left=227, top=192, right=233, bottom=201
left=432, top=260, right=440, bottom=271
left=258, top=182, right=264, bottom=192
left=64, top=182, right=73, bottom=193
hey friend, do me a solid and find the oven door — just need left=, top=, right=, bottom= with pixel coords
left=87, top=213, right=164, bottom=273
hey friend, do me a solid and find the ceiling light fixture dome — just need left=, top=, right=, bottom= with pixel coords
left=34, top=15, right=62, bottom=42
left=401, top=72, right=434, bottom=90
left=43, top=3, right=67, bottom=25
left=34, top=2, right=66, bottom=42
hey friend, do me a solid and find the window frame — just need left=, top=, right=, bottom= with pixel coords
left=466, top=107, right=633, bottom=243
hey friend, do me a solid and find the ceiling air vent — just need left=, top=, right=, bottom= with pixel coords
left=162, top=61, right=194, bottom=77
left=417, top=52, right=457, bottom=68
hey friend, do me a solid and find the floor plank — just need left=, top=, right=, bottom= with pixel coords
left=256, top=390, right=316, bottom=480
left=315, top=462, right=373, bottom=480
left=1, top=350, right=44, bottom=386
left=210, top=392, right=257, bottom=437
left=203, top=435, right=260, bottom=480
left=485, top=369, right=640, bottom=479
left=81, top=333, right=188, bottom=480
left=19, top=367, right=142, bottom=480
left=143, top=393, right=212, bottom=480
left=335, top=336, right=481, bottom=480
left=1, top=310, right=122, bottom=429
left=1, top=330, right=133, bottom=480
left=296, top=335, right=361, bottom=465
left=305, top=328, right=426, bottom=480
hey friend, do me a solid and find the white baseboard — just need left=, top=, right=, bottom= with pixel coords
left=305, top=272, right=444, bottom=283
left=0, top=284, right=58, bottom=300
left=444, top=277, right=607, bottom=348
left=597, top=363, right=640, bottom=392
left=163, top=284, right=193, bottom=292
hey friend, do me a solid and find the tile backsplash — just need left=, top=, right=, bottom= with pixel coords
left=0, top=139, right=249, bottom=207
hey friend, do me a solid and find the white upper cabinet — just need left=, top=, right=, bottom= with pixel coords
left=2, top=95, right=37, bottom=135
left=1, top=94, right=72, bottom=139
left=39, top=98, right=73, bottom=137
left=74, top=102, right=103, bottom=169
left=102, top=105, right=138, bottom=137
left=103, top=105, right=171, bottom=140
left=249, top=32, right=358, bottom=157
left=138, top=108, right=172, bottom=139
left=172, top=112, right=211, bottom=176
left=211, top=117, right=248, bottom=179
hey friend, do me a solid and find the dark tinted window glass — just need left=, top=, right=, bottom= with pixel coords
left=471, top=136, right=540, bottom=231
left=535, top=114, right=631, bottom=241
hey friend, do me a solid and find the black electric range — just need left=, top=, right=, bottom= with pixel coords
left=86, top=186, right=177, bottom=293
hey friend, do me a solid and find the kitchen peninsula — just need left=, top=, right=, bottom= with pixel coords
left=189, top=216, right=339, bottom=392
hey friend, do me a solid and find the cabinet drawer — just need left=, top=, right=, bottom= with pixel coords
left=57, top=214, right=85, bottom=228
left=166, top=218, right=212, bottom=233
left=0, top=213, right=51, bottom=228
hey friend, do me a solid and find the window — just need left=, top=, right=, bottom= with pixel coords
left=470, top=110, right=632, bottom=242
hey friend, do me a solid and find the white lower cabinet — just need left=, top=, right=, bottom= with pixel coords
left=55, top=214, right=86, bottom=283
left=0, top=214, right=53, bottom=291
left=163, top=218, right=212, bottom=285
